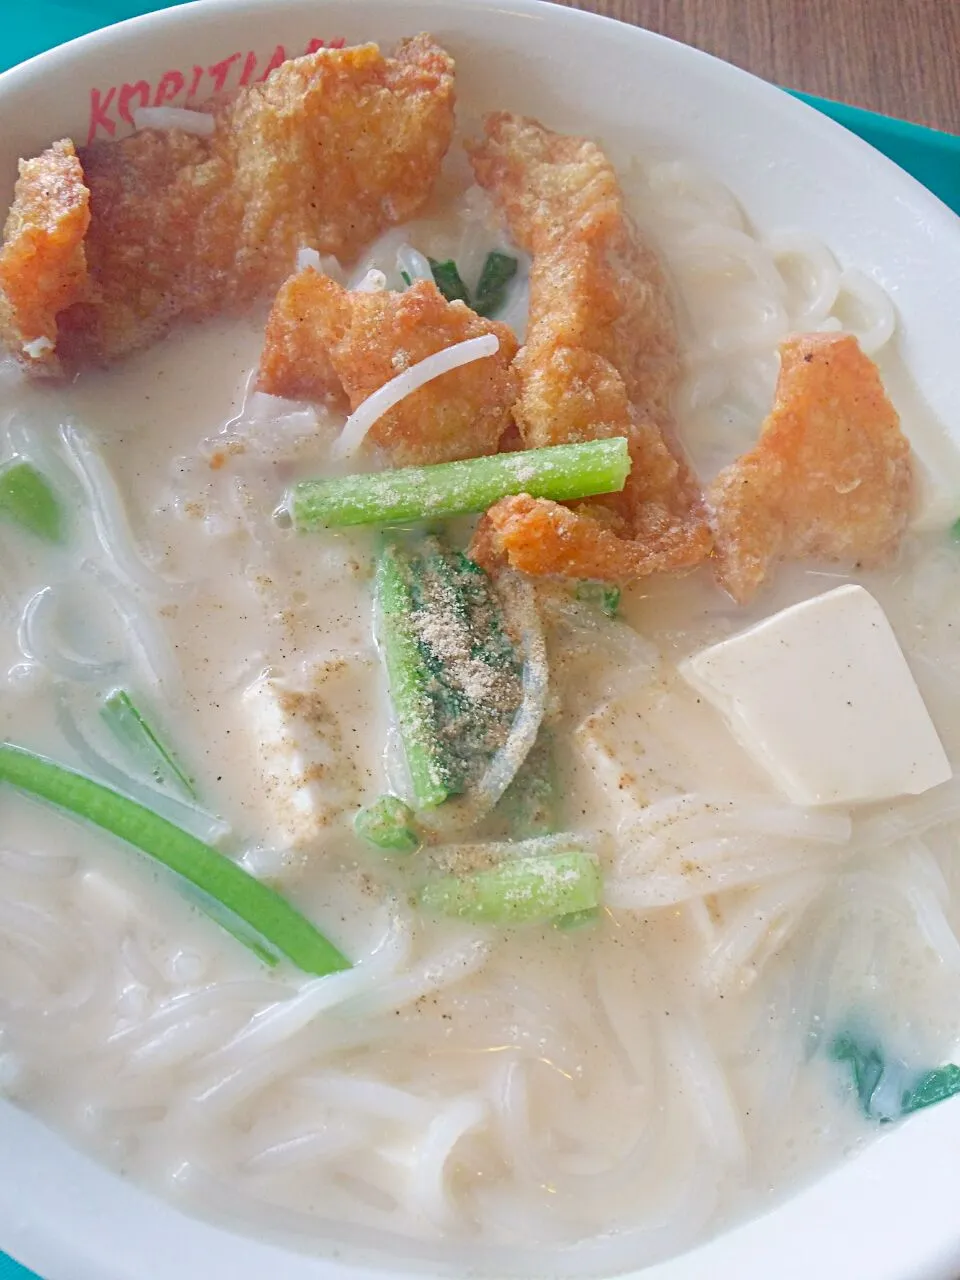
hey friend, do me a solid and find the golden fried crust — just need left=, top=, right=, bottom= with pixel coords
left=0, top=140, right=91, bottom=375
left=260, top=272, right=519, bottom=465
left=471, top=494, right=710, bottom=582
left=707, top=333, right=913, bottom=604
left=467, top=112, right=710, bottom=579
left=1, top=36, right=456, bottom=371
left=258, top=269, right=348, bottom=408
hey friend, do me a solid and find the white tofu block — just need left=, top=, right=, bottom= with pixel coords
left=680, top=584, right=952, bottom=807
left=243, top=656, right=371, bottom=851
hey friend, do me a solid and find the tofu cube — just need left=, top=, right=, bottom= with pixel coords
left=680, top=584, right=952, bottom=807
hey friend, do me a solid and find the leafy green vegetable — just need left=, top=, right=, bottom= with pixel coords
left=832, top=1032, right=888, bottom=1118
left=474, top=251, right=519, bottom=317
left=101, top=689, right=197, bottom=800
left=0, top=460, right=64, bottom=542
left=376, top=544, right=455, bottom=809
left=902, top=1064, right=960, bottom=1115
left=428, top=257, right=471, bottom=305
left=832, top=1030, right=960, bottom=1122
left=0, top=742, right=349, bottom=975
left=354, top=794, right=420, bottom=853
left=375, top=537, right=526, bottom=810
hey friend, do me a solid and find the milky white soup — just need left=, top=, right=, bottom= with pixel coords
left=1, top=156, right=960, bottom=1280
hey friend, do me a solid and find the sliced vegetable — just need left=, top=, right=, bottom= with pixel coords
left=576, top=581, right=621, bottom=618
left=376, top=539, right=526, bottom=811
left=416, top=539, right=524, bottom=792
left=420, top=850, right=601, bottom=924
left=474, top=251, right=519, bottom=317
left=0, top=460, right=64, bottom=542
left=428, top=257, right=471, bottom=304
left=291, top=437, right=631, bottom=530
left=901, top=1064, right=960, bottom=1115
left=354, top=794, right=420, bottom=853
left=376, top=544, right=456, bottom=809
left=101, top=688, right=197, bottom=800
left=0, top=742, right=350, bottom=976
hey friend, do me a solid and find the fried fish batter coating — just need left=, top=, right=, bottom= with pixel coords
left=260, top=271, right=518, bottom=465
left=0, top=140, right=90, bottom=376
left=472, top=491, right=710, bottom=581
left=0, top=35, right=456, bottom=372
left=468, top=115, right=679, bottom=445
left=466, top=112, right=710, bottom=580
left=707, top=333, right=913, bottom=604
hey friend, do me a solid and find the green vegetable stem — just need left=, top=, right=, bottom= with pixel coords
left=290, top=437, right=631, bottom=530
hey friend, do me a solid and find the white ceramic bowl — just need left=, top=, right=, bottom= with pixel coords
left=2, top=2, right=960, bottom=1278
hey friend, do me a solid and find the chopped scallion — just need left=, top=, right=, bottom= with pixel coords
left=474, top=251, right=519, bottom=317
left=428, top=257, right=471, bottom=305
left=101, top=688, right=197, bottom=800
left=0, top=742, right=349, bottom=975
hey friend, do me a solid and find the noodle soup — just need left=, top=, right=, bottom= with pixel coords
left=1, top=17, right=959, bottom=1280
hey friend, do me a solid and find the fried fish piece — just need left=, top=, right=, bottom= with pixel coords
left=471, top=492, right=710, bottom=581
left=468, top=116, right=679, bottom=445
left=707, top=333, right=913, bottom=604
left=466, top=113, right=710, bottom=579
left=0, top=140, right=90, bottom=376
left=0, top=35, right=456, bottom=372
left=260, top=271, right=518, bottom=465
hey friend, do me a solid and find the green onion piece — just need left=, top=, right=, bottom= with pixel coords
left=420, top=851, right=601, bottom=924
left=474, top=251, right=519, bottom=317
left=291, top=437, right=631, bottom=530
left=399, top=269, right=413, bottom=288
left=0, top=742, right=350, bottom=976
left=354, top=794, right=420, bottom=853
left=101, top=689, right=197, bottom=800
left=0, top=460, right=64, bottom=542
left=376, top=545, right=455, bottom=809
left=428, top=257, right=471, bottom=305
left=901, top=1064, right=960, bottom=1115
left=555, top=906, right=600, bottom=931
left=576, top=582, right=621, bottom=618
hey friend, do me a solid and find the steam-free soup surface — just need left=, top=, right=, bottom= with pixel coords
left=1, top=147, right=959, bottom=1280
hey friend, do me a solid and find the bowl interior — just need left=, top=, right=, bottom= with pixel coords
left=2, top=3, right=960, bottom=1279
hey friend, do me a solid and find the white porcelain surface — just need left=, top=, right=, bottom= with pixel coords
left=2, top=2, right=960, bottom=1278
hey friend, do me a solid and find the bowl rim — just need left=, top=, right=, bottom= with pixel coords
left=2, top=4, right=960, bottom=1280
